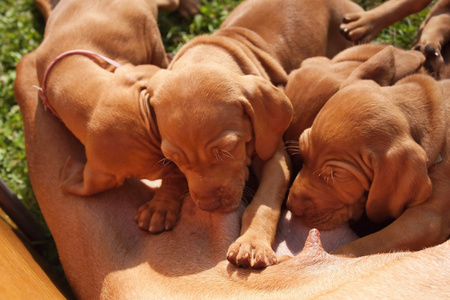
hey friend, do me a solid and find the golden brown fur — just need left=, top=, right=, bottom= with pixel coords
left=34, top=0, right=200, bottom=21
left=338, top=0, right=450, bottom=79
left=287, top=53, right=450, bottom=256
left=14, top=49, right=450, bottom=300
left=32, top=0, right=190, bottom=234
left=414, top=0, right=450, bottom=79
left=340, top=0, right=431, bottom=44
left=284, top=44, right=426, bottom=170
left=141, top=0, right=363, bottom=268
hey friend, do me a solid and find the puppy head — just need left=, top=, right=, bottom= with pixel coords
left=150, top=65, right=292, bottom=212
left=287, top=127, right=369, bottom=230
left=284, top=57, right=361, bottom=150
left=287, top=82, right=432, bottom=229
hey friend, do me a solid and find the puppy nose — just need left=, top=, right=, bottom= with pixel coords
left=287, top=192, right=312, bottom=217
left=191, top=189, right=222, bottom=211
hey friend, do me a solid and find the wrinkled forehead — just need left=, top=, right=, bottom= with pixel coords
left=151, top=67, right=250, bottom=146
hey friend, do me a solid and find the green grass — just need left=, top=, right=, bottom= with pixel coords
left=0, top=0, right=432, bottom=277
left=1, top=0, right=45, bottom=221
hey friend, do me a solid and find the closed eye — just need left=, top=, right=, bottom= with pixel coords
left=314, top=165, right=353, bottom=186
left=313, top=167, right=335, bottom=186
left=213, top=148, right=235, bottom=162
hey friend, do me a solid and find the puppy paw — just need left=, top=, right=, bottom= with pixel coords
left=134, top=199, right=181, bottom=233
left=178, top=0, right=201, bottom=18
left=227, top=240, right=277, bottom=269
left=340, top=12, right=380, bottom=44
left=414, top=43, right=444, bottom=78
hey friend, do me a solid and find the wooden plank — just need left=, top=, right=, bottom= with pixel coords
left=0, top=214, right=67, bottom=299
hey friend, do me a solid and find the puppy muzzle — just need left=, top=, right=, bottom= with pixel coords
left=191, top=186, right=242, bottom=213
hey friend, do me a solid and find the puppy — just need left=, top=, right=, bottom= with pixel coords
left=138, top=0, right=363, bottom=268
left=287, top=59, right=450, bottom=256
left=284, top=44, right=426, bottom=170
left=414, top=0, right=450, bottom=79
left=340, top=0, right=431, bottom=44
left=34, top=0, right=201, bottom=21
left=33, top=0, right=187, bottom=234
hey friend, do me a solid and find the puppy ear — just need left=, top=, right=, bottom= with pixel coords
left=341, top=46, right=425, bottom=87
left=366, top=139, right=432, bottom=222
left=60, top=156, right=121, bottom=196
left=298, top=127, right=312, bottom=160
left=332, top=44, right=388, bottom=63
left=239, top=75, right=293, bottom=160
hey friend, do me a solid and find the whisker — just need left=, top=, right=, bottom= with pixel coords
left=154, top=157, right=175, bottom=169
left=220, top=149, right=235, bottom=160
left=241, top=186, right=255, bottom=206
left=285, top=145, right=300, bottom=150
left=213, top=149, right=224, bottom=162
left=284, top=140, right=299, bottom=145
left=317, top=169, right=325, bottom=178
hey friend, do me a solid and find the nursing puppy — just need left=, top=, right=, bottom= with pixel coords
left=414, top=0, right=450, bottom=79
left=33, top=0, right=187, bottom=234
left=284, top=44, right=426, bottom=171
left=287, top=65, right=450, bottom=256
left=35, top=0, right=201, bottom=21
left=139, top=0, right=363, bottom=268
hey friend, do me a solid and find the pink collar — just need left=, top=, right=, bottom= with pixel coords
left=34, top=50, right=121, bottom=119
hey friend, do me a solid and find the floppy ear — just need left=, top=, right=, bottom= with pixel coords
left=60, top=156, right=121, bottom=196
left=298, top=127, right=312, bottom=160
left=341, top=46, right=425, bottom=87
left=366, top=139, right=432, bottom=223
left=331, top=44, right=388, bottom=63
left=238, top=75, right=293, bottom=160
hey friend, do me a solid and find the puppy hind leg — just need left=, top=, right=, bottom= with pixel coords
left=59, top=156, right=120, bottom=196
left=155, top=0, right=180, bottom=12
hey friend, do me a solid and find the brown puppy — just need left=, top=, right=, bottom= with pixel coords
left=287, top=60, right=450, bottom=256
left=414, top=0, right=450, bottom=79
left=34, top=0, right=201, bottom=21
left=340, top=0, right=431, bottom=44
left=13, top=52, right=450, bottom=297
left=138, top=0, right=363, bottom=268
left=33, top=0, right=187, bottom=234
left=284, top=44, right=426, bottom=170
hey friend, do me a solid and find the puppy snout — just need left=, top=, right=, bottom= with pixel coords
left=191, top=186, right=241, bottom=213
left=287, top=191, right=313, bottom=217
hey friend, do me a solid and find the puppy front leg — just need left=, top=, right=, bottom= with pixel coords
left=333, top=183, right=450, bottom=257
left=227, top=142, right=292, bottom=268
left=414, top=12, right=450, bottom=78
left=135, top=166, right=187, bottom=233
